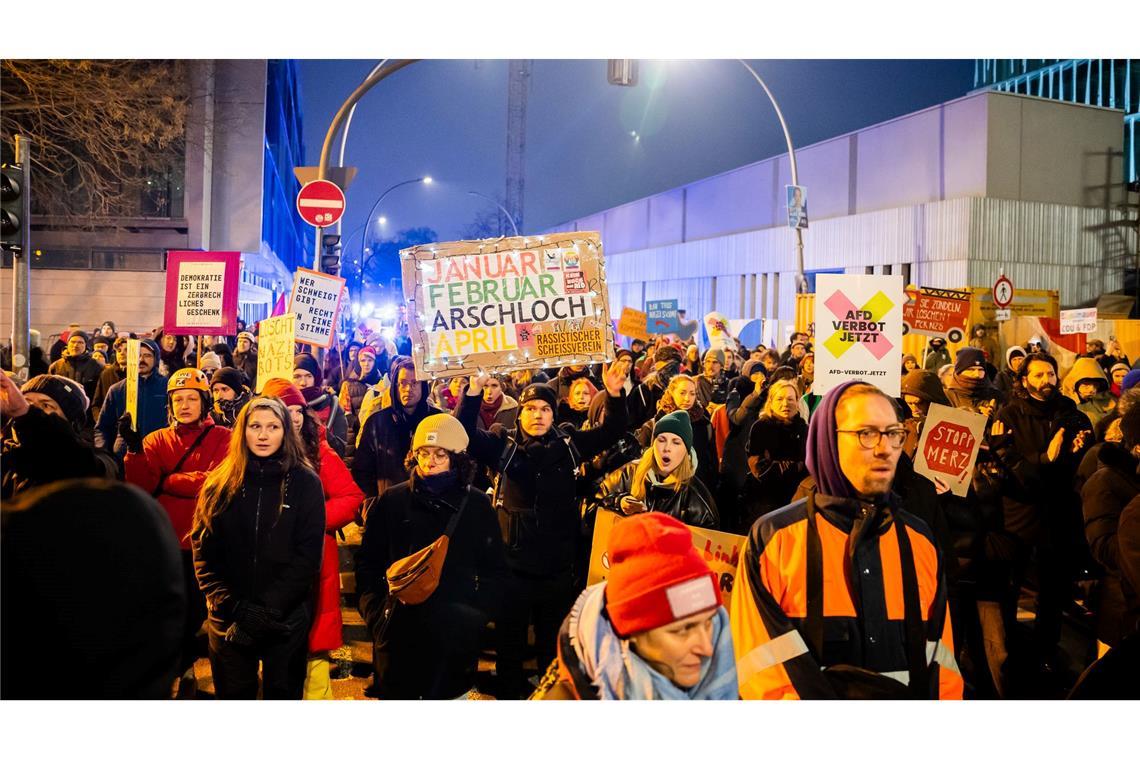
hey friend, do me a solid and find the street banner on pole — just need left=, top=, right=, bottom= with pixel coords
left=256, top=313, right=296, bottom=393
left=786, top=185, right=809, bottom=229
left=288, top=268, right=346, bottom=349
left=401, top=232, right=614, bottom=379
left=163, top=250, right=241, bottom=336
left=125, top=339, right=140, bottom=431
left=913, top=403, right=988, bottom=497
left=587, top=509, right=747, bottom=610
left=617, top=307, right=649, bottom=342
left=646, top=299, right=680, bottom=335
left=813, top=274, right=904, bottom=396
left=1060, top=308, right=1098, bottom=335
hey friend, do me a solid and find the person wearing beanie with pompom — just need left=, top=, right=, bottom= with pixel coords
left=594, top=409, right=718, bottom=529
left=534, top=511, right=737, bottom=700
left=354, top=413, right=506, bottom=699
left=459, top=362, right=631, bottom=699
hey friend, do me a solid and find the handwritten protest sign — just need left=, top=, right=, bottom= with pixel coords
left=646, top=299, right=680, bottom=335
left=401, top=232, right=614, bottom=379
left=125, top=339, right=140, bottom=431
left=902, top=286, right=970, bottom=343
left=587, top=510, right=747, bottom=612
left=617, top=307, right=649, bottom=342
left=163, top=251, right=240, bottom=336
left=813, top=274, right=904, bottom=396
left=914, top=403, right=988, bottom=497
left=1060, top=308, right=1097, bottom=335
left=288, top=268, right=345, bottom=348
left=255, top=313, right=296, bottom=392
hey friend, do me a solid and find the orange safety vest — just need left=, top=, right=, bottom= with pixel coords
left=730, top=488, right=963, bottom=699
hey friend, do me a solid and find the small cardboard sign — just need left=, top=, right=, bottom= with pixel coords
left=255, top=313, right=297, bottom=393
left=288, top=268, right=346, bottom=349
left=1060, top=308, right=1097, bottom=335
left=914, top=403, right=988, bottom=497
left=617, top=307, right=649, bottom=342
left=587, top=510, right=747, bottom=611
left=125, top=339, right=140, bottom=432
left=646, top=299, right=680, bottom=335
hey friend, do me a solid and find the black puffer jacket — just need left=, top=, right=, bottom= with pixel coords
left=351, top=387, right=441, bottom=502
left=594, top=459, right=718, bottom=529
left=742, top=415, right=807, bottom=529
left=354, top=474, right=507, bottom=699
left=636, top=405, right=719, bottom=493
left=1081, top=443, right=1140, bottom=646
left=457, top=388, right=628, bottom=576
left=191, top=456, right=325, bottom=633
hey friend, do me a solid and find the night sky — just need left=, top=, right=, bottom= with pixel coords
left=300, top=59, right=975, bottom=264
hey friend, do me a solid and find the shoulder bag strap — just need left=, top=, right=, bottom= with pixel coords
left=894, top=519, right=931, bottom=698
left=804, top=491, right=826, bottom=663
left=152, top=426, right=212, bottom=498
left=443, top=486, right=473, bottom=539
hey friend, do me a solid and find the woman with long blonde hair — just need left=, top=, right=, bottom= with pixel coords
left=740, top=378, right=808, bottom=530
left=191, top=396, right=326, bottom=700
left=595, top=410, right=718, bottom=529
left=635, top=373, right=719, bottom=492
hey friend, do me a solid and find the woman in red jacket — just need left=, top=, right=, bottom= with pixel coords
left=123, top=367, right=231, bottom=696
left=262, top=378, right=364, bottom=699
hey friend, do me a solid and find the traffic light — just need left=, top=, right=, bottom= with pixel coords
left=320, top=233, right=342, bottom=275
left=1, top=159, right=23, bottom=253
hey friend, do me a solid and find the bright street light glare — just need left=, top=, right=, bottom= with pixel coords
left=422, top=176, right=433, bottom=185
left=377, top=216, right=387, bottom=225
left=378, top=304, right=397, bottom=320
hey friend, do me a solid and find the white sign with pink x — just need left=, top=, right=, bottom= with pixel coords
left=813, top=274, right=905, bottom=397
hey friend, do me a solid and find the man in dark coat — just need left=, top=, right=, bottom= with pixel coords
left=351, top=356, right=442, bottom=510
left=628, top=344, right=682, bottom=428
left=47, top=330, right=104, bottom=401
left=458, top=363, right=629, bottom=698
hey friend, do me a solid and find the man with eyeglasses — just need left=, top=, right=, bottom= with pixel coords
left=730, top=380, right=963, bottom=699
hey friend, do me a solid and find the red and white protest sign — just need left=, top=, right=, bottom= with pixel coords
left=914, top=403, right=988, bottom=497
left=163, top=250, right=241, bottom=336
left=296, top=180, right=345, bottom=227
left=902, top=286, right=970, bottom=343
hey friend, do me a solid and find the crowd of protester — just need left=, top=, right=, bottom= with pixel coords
left=3, top=316, right=1139, bottom=701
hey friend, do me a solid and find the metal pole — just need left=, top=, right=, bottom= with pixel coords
left=358, top=177, right=430, bottom=298
left=737, top=61, right=807, bottom=294
left=335, top=59, right=389, bottom=240
left=11, top=136, right=31, bottom=383
left=314, top=59, right=419, bottom=272
left=467, top=191, right=520, bottom=237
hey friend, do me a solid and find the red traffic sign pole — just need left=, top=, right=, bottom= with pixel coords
left=297, top=180, right=346, bottom=228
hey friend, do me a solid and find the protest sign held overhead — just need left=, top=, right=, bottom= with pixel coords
left=1060, top=308, right=1097, bottom=335
left=646, top=299, right=680, bottom=335
left=288, top=268, right=346, bottom=349
left=163, top=250, right=240, bottom=336
left=813, top=273, right=904, bottom=396
left=914, top=403, right=988, bottom=497
left=704, top=311, right=736, bottom=351
left=256, top=313, right=296, bottom=392
left=617, top=307, right=649, bottom=342
left=401, top=232, right=614, bottom=379
left=902, top=285, right=970, bottom=343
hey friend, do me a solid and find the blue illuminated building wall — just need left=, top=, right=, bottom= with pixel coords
left=974, top=59, right=1139, bottom=184
left=263, top=60, right=313, bottom=277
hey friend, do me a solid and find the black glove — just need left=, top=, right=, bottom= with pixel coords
left=117, top=412, right=143, bottom=453
left=223, top=622, right=255, bottom=647
left=234, top=601, right=289, bottom=638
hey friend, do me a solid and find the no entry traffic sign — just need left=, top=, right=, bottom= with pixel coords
left=297, top=180, right=345, bottom=227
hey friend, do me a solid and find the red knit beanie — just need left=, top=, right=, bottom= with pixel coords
left=605, top=512, right=722, bottom=638
left=260, top=377, right=306, bottom=408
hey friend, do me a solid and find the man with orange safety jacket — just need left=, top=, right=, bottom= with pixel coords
left=730, top=380, right=963, bottom=699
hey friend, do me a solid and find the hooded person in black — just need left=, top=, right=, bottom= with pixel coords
left=628, top=344, right=683, bottom=428
left=457, top=363, right=630, bottom=698
left=2, top=478, right=185, bottom=699
left=995, top=346, right=1026, bottom=399
left=943, top=347, right=1005, bottom=419
left=352, top=356, right=443, bottom=514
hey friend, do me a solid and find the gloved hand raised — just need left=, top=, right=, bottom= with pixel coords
left=117, top=412, right=143, bottom=453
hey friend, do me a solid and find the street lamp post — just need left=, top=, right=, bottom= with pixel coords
left=356, top=176, right=432, bottom=298
left=467, top=190, right=520, bottom=237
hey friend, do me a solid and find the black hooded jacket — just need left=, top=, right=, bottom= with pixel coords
left=594, top=459, right=718, bottom=529
left=351, top=387, right=442, bottom=501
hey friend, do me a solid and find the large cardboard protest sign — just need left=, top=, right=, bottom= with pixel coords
left=646, top=299, right=680, bottom=335
left=813, top=274, right=904, bottom=396
left=617, top=307, right=649, bottom=342
left=288, top=268, right=346, bottom=349
left=914, top=403, right=988, bottom=497
left=255, top=313, right=296, bottom=392
left=163, top=250, right=241, bottom=336
left=125, top=339, right=140, bottom=431
left=587, top=510, right=747, bottom=612
left=902, top=286, right=970, bottom=343
left=401, top=232, right=614, bottom=379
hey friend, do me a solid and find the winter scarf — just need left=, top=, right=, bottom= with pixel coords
left=805, top=380, right=864, bottom=499
left=563, top=583, right=737, bottom=700
left=479, top=393, right=505, bottom=430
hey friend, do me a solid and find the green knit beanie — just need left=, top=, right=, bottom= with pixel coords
left=653, top=410, right=693, bottom=451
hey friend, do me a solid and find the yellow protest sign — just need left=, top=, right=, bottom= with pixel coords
left=256, top=313, right=296, bottom=392
left=125, top=339, right=140, bottom=431
left=586, top=509, right=747, bottom=612
left=617, top=307, right=649, bottom=342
